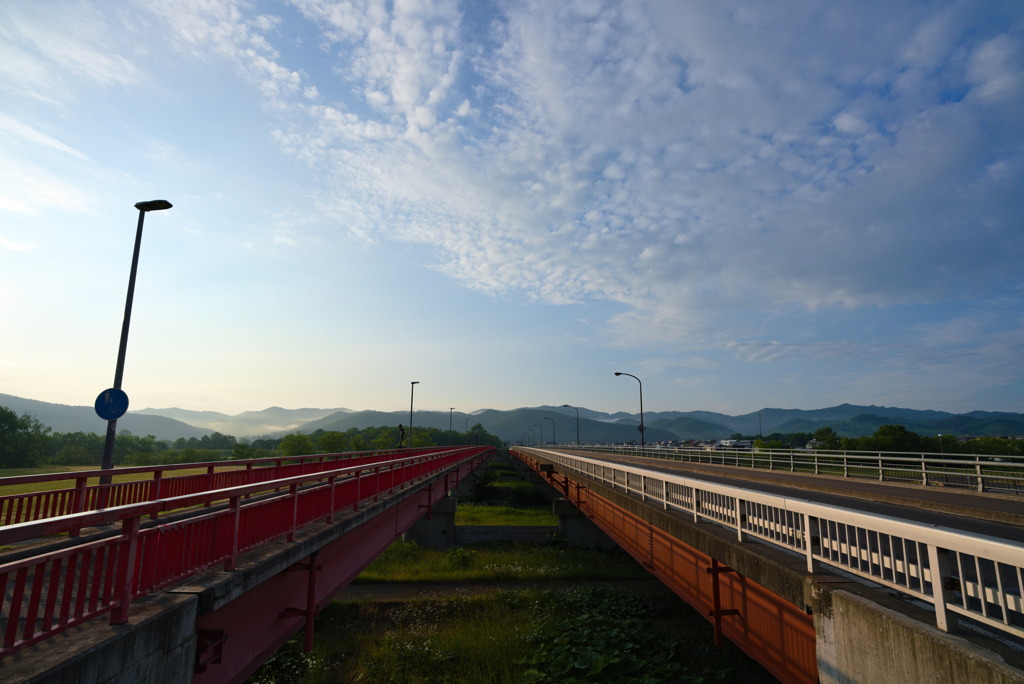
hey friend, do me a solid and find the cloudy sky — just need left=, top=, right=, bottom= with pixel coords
left=1, top=0, right=1021, bottom=419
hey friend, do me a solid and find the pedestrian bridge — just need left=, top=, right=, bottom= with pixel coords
left=1, top=444, right=1022, bottom=683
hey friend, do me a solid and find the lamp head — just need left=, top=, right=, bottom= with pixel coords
left=134, top=200, right=172, bottom=212
left=614, top=372, right=623, bottom=376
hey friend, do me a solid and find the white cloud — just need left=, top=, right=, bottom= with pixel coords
left=0, top=2, right=143, bottom=101
left=140, top=3, right=1020, bottom=337
left=0, top=236, right=35, bottom=251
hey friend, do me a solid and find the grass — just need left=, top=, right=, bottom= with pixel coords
left=355, top=540, right=650, bottom=583
left=0, top=464, right=250, bottom=498
left=455, top=503, right=557, bottom=526
left=249, top=555, right=776, bottom=684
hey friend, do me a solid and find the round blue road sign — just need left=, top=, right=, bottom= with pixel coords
left=95, top=388, right=129, bottom=420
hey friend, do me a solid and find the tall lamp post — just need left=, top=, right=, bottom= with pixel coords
left=614, top=372, right=645, bottom=446
left=544, top=416, right=555, bottom=445
left=408, top=381, right=419, bottom=448
left=527, top=428, right=534, bottom=445
left=96, top=200, right=173, bottom=487
left=534, top=424, right=543, bottom=445
left=449, top=408, right=455, bottom=446
left=562, top=404, right=580, bottom=445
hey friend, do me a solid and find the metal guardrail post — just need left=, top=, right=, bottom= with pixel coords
left=150, top=471, right=163, bottom=520
left=111, top=516, right=141, bottom=624
left=803, top=513, right=821, bottom=573
left=225, top=495, right=242, bottom=571
left=287, top=484, right=299, bottom=543
left=926, top=545, right=958, bottom=632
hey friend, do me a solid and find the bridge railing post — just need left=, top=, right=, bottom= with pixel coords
left=326, top=475, right=336, bottom=524
left=925, top=544, right=958, bottom=632
left=803, top=513, right=821, bottom=573
left=287, top=484, right=299, bottom=542
left=111, top=515, right=141, bottom=624
left=70, top=476, right=88, bottom=537
left=225, top=495, right=241, bottom=571
left=150, top=471, right=164, bottom=521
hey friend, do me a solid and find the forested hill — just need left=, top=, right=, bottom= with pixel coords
left=3, top=394, right=1022, bottom=442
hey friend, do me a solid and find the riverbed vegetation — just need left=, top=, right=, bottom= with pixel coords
left=248, top=541, right=776, bottom=684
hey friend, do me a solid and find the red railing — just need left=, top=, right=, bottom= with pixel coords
left=0, top=446, right=491, bottom=658
left=0, top=448, right=435, bottom=528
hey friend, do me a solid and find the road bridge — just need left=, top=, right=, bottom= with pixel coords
left=0, top=446, right=494, bottom=683
left=512, top=446, right=1024, bottom=684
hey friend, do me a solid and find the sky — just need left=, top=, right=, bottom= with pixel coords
left=1, top=0, right=1022, bottom=419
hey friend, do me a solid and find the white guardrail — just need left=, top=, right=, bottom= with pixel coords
left=525, top=448, right=1024, bottom=640
left=576, top=444, right=1024, bottom=495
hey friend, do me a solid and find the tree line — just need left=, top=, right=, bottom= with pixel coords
left=751, top=424, right=1024, bottom=456
left=0, top=406, right=501, bottom=469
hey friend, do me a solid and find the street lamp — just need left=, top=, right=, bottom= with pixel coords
left=527, top=428, right=535, bottom=445
left=409, top=381, right=419, bottom=448
left=96, top=200, right=173, bottom=482
left=534, top=424, right=543, bottom=445
left=614, top=372, right=645, bottom=446
left=544, top=416, right=555, bottom=445
left=562, top=404, right=580, bottom=445
left=449, top=408, right=455, bottom=446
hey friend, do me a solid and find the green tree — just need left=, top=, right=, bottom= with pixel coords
left=52, top=445, right=93, bottom=466
left=317, top=431, right=349, bottom=453
left=866, top=424, right=921, bottom=452
left=199, top=432, right=237, bottom=450
left=0, top=407, right=51, bottom=467
left=277, top=433, right=315, bottom=457
left=372, top=426, right=401, bottom=449
left=47, top=431, right=103, bottom=465
left=811, top=427, right=840, bottom=450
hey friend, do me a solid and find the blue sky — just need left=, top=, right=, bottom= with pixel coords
left=1, top=0, right=1022, bottom=417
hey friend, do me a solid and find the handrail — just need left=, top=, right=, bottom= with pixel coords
left=0, top=447, right=443, bottom=528
left=0, top=446, right=493, bottom=657
left=515, top=447, right=1024, bottom=640
left=572, top=444, right=1024, bottom=494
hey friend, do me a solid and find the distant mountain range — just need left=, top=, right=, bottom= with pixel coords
left=3, top=393, right=1022, bottom=444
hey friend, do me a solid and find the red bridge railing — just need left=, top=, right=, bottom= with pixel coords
left=0, top=446, right=492, bottom=658
left=0, top=448, right=435, bottom=529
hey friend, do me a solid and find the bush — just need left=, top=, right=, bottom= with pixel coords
left=446, top=547, right=477, bottom=569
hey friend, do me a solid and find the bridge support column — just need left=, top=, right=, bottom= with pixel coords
left=403, top=495, right=458, bottom=549
left=553, top=497, right=617, bottom=550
